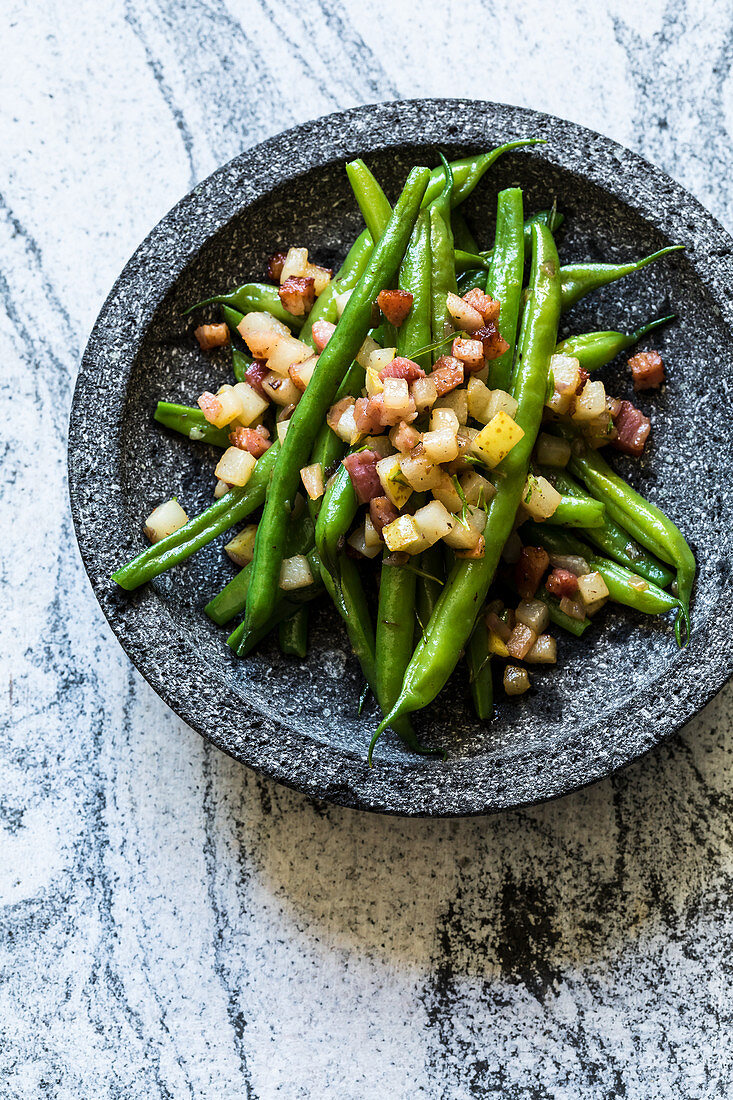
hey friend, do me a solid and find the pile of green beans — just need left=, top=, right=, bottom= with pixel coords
left=111, top=140, right=696, bottom=765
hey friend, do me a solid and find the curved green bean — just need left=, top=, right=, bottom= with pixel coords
left=154, top=402, right=230, bottom=448
left=560, top=246, right=683, bottom=311
left=555, top=315, right=675, bottom=372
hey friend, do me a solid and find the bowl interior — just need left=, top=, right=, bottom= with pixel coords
left=114, top=140, right=732, bottom=778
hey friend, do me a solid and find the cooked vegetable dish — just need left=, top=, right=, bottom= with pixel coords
left=113, top=142, right=695, bottom=761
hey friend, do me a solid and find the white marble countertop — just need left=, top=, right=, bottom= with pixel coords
left=3, top=1, right=733, bottom=1096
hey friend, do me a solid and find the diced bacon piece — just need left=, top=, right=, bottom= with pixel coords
left=430, top=355, right=464, bottom=396
left=243, top=360, right=269, bottom=399
left=229, top=425, right=271, bottom=457
left=462, top=288, right=500, bottom=324
left=267, top=252, right=287, bottom=282
left=278, top=276, right=316, bottom=317
left=369, top=496, right=399, bottom=536
left=379, top=356, right=425, bottom=382
left=354, top=396, right=385, bottom=434
left=377, top=288, right=414, bottom=327
left=515, top=546, right=550, bottom=599
left=391, top=421, right=420, bottom=453
left=451, top=337, right=485, bottom=373
left=473, top=323, right=509, bottom=361
left=611, top=400, right=651, bottom=457
left=343, top=449, right=382, bottom=504
left=194, top=323, right=229, bottom=350
left=312, top=320, right=336, bottom=351
left=545, top=567, right=579, bottom=598
left=628, top=350, right=665, bottom=390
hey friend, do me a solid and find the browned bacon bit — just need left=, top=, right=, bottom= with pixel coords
left=343, top=450, right=382, bottom=504
left=473, top=323, right=509, bottom=361
left=377, top=288, right=414, bottom=327
left=430, top=355, right=464, bottom=395
left=379, top=356, right=425, bottom=382
left=576, top=367, right=590, bottom=394
left=311, top=319, right=336, bottom=351
left=244, top=360, right=269, bottom=398
left=267, top=252, right=287, bottom=282
left=515, top=546, right=550, bottom=599
left=628, top=350, right=665, bottom=390
left=610, top=400, right=651, bottom=457
left=194, top=323, right=229, bottom=350
left=462, top=288, right=501, bottom=324
left=545, top=567, right=579, bottom=598
left=229, top=425, right=271, bottom=457
left=277, top=275, right=316, bottom=317
left=369, top=496, right=399, bottom=536
left=451, top=337, right=485, bottom=372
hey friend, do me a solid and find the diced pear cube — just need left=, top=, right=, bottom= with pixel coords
left=472, top=411, right=525, bottom=468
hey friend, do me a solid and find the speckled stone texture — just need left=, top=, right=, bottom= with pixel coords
left=5, top=1, right=733, bottom=1096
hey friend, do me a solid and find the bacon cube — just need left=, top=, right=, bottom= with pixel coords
left=628, top=350, right=665, bottom=390
left=278, top=275, right=316, bottom=317
left=462, top=288, right=501, bottom=324
left=473, top=323, right=509, bottom=361
left=451, top=337, right=485, bottom=373
left=611, top=400, right=651, bottom=457
left=545, top=568, right=579, bottom=598
left=430, top=355, right=464, bottom=396
left=377, top=288, right=414, bottom=327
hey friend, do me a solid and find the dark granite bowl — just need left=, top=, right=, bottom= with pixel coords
left=68, top=99, right=733, bottom=816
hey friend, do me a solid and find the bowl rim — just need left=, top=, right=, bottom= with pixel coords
left=68, top=97, right=733, bottom=817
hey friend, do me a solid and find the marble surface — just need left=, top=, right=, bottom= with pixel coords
left=2, top=1, right=733, bottom=1096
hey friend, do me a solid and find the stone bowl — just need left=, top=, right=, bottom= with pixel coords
left=68, top=99, right=733, bottom=816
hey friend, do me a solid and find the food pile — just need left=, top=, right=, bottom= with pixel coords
left=113, top=143, right=695, bottom=760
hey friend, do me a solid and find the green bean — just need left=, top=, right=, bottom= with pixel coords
left=241, top=167, right=431, bottom=650
left=455, top=250, right=491, bottom=274
left=560, top=246, right=684, bottom=311
left=279, top=606, right=309, bottom=658
left=522, top=523, right=680, bottom=617
left=542, top=467, right=675, bottom=587
left=545, top=495, right=605, bottom=528
left=185, top=282, right=303, bottom=329
left=467, top=619, right=493, bottom=719
left=112, top=441, right=280, bottom=590
left=451, top=209, right=479, bottom=254
left=231, top=346, right=252, bottom=383
left=421, top=140, right=545, bottom=209
left=487, top=187, right=524, bottom=391
left=154, top=402, right=230, bottom=448
left=457, top=269, right=488, bottom=294
left=429, top=156, right=457, bottom=362
left=415, top=544, right=445, bottom=632
left=371, top=221, right=561, bottom=752
left=374, top=210, right=433, bottom=733
left=562, top=435, right=695, bottom=642
left=399, top=211, right=432, bottom=372
left=345, top=159, right=393, bottom=244
left=315, top=461, right=358, bottom=590
left=555, top=316, right=674, bottom=372
left=221, top=305, right=245, bottom=333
